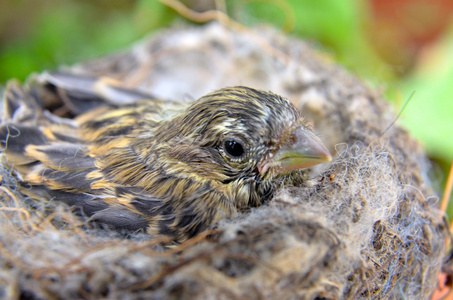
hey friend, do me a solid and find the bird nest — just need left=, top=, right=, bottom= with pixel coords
left=0, top=23, right=448, bottom=299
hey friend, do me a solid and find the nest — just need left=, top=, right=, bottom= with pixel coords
left=0, top=23, right=448, bottom=299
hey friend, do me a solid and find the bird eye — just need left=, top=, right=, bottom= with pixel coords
left=223, top=139, right=245, bottom=158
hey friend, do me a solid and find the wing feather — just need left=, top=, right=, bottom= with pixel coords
left=0, top=72, right=193, bottom=236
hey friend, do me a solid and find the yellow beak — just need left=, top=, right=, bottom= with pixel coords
left=258, top=127, right=332, bottom=175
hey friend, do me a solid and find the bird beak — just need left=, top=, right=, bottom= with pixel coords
left=258, top=127, right=332, bottom=175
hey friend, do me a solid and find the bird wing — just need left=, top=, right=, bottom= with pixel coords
left=0, top=73, right=184, bottom=232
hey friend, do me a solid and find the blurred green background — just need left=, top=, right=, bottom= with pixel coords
left=0, top=0, right=452, bottom=209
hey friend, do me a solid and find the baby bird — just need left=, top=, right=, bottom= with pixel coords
left=0, top=73, right=331, bottom=241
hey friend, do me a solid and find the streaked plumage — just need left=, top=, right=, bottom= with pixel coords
left=0, top=73, right=331, bottom=241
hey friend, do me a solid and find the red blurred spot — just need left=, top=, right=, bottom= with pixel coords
left=367, top=0, right=453, bottom=75
left=431, top=273, right=453, bottom=300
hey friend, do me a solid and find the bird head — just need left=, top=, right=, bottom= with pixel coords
left=154, top=87, right=332, bottom=209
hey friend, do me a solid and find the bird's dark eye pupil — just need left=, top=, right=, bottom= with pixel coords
left=224, top=139, right=245, bottom=158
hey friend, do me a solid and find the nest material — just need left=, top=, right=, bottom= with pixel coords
left=0, top=23, right=448, bottom=299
